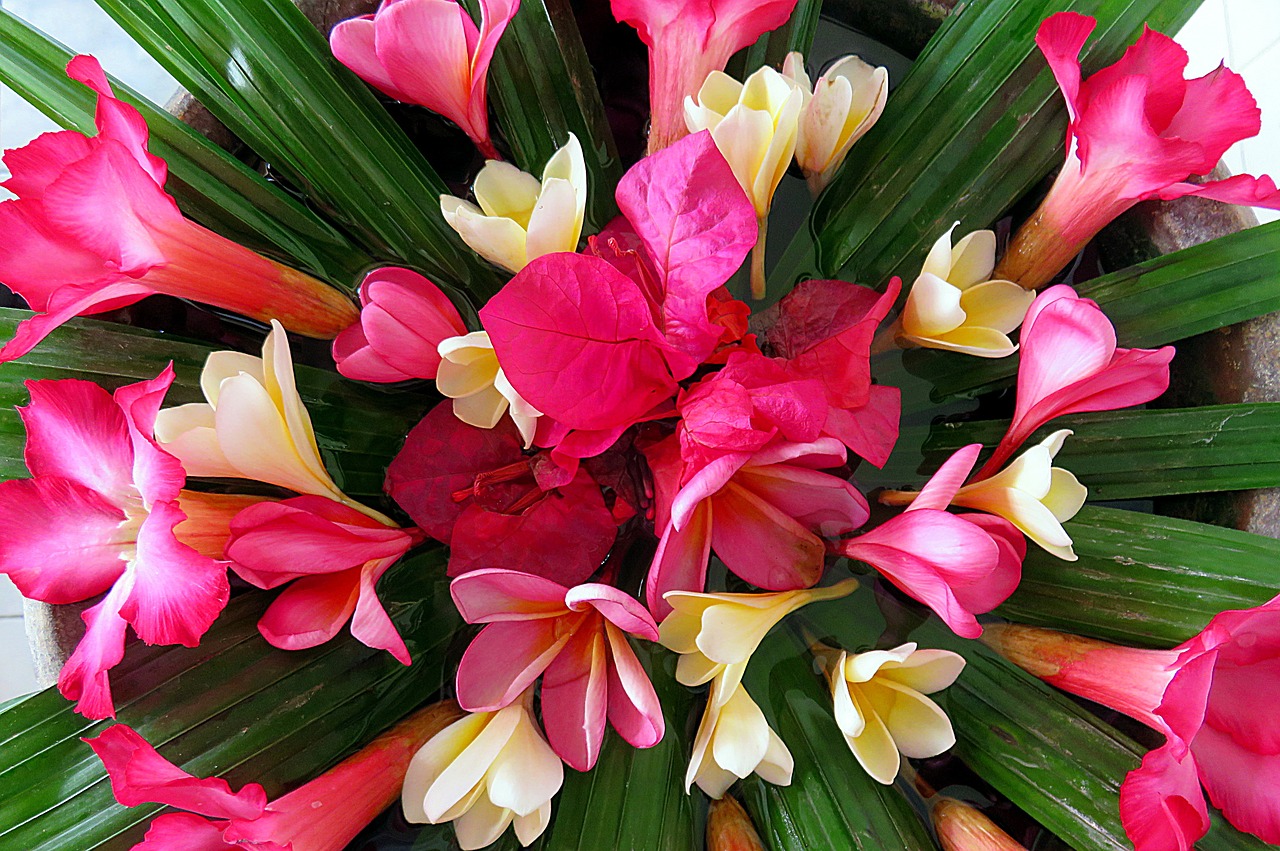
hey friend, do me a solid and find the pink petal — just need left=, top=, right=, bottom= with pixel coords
left=1, top=130, right=94, bottom=199
left=1035, top=12, right=1095, bottom=124
left=1193, top=725, right=1280, bottom=843
left=467, top=0, right=520, bottom=136
left=710, top=481, right=825, bottom=590
left=1079, top=25, right=1190, bottom=134
left=911, top=444, right=982, bottom=511
left=956, top=514, right=1025, bottom=613
left=455, top=618, right=572, bottom=711
left=541, top=623, right=609, bottom=770
left=450, top=568, right=570, bottom=623
left=113, top=365, right=185, bottom=506
left=57, top=580, right=130, bottom=718
left=737, top=462, right=869, bottom=537
left=350, top=555, right=411, bottom=665
left=0, top=197, right=121, bottom=315
left=119, top=500, right=229, bottom=647
left=603, top=622, right=664, bottom=748
left=566, top=583, right=659, bottom=640
left=481, top=252, right=678, bottom=432
left=134, top=813, right=236, bottom=851
left=83, top=723, right=267, bottom=819
left=1118, top=743, right=1210, bottom=851
left=375, top=0, right=475, bottom=130
left=0, top=279, right=152, bottom=364
left=330, top=16, right=414, bottom=102
left=822, top=384, right=901, bottom=468
left=646, top=500, right=713, bottom=619
left=66, top=55, right=167, bottom=186
left=1162, top=65, right=1260, bottom=171
left=20, top=378, right=134, bottom=504
left=0, top=476, right=126, bottom=604
left=1157, top=173, right=1280, bottom=208
left=333, top=319, right=412, bottom=383
left=615, top=131, right=757, bottom=373
left=336, top=267, right=467, bottom=382
left=256, top=570, right=360, bottom=652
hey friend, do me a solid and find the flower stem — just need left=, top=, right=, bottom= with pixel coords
left=750, top=216, right=768, bottom=300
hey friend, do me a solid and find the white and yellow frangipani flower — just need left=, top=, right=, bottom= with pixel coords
left=685, top=66, right=804, bottom=299
left=436, top=330, right=542, bottom=448
left=686, top=662, right=794, bottom=798
left=659, top=579, right=859, bottom=695
left=441, top=133, right=588, bottom=275
left=900, top=226, right=1036, bottom=359
left=821, top=642, right=965, bottom=784
left=401, top=691, right=563, bottom=850
left=154, top=321, right=386, bottom=521
left=782, top=51, right=888, bottom=195
left=952, top=429, right=1087, bottom=561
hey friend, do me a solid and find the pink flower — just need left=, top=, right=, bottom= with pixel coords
left=0, top=370, right=261, bottom=718
left=978, top=285, right=1173, bottom=478
left=384, top=401, right=618, bottom=585
left=84, top=702, right=464, bottom=851
left=330, top=0, right=518, bottom=159
left=984, top=597, right=1280, bottom=849
left=997, top=13, right=1280, bottom=288
left=834, top=444, right=1025, bottom=639
left=332, top=267, right=467, bottom=383
left=645, top=434, right=869, bottom=619
left=0, top=56, right=358, bottom=364
left=225, top=496, right=424, bottom=665
left=451, top=569, right=665, bottom=770
left=611, top=0, right=800, bottom=152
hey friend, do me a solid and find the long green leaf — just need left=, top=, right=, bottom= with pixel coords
left=0, top=8, right=369, bottom=286
left=1000, top=505, right=1280, bottom=648
left=772, top=0, right=1202, bottom=289
left=464, top=0, right=622, bottom=233
left=0, top=310, right=431, bottom=506
left=91, top=0, right=501, bottom=297
left=739, top=628, right=935, bottom=850
left=0, top=550, right=459, bottom=851
left=896, top=218, right=1280, bottom=405
left=878, top=404, right=1280, bottom=501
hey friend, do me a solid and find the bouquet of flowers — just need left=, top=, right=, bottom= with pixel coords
left=1, top=0, right=1279, bottom=850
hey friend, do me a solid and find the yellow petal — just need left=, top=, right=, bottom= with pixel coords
left=525, top=176, right=582, bottom=260
left=262, top=322, right=335, bottom=496
left=440, top=197, right=529, bottom=274
left=878, top=648, right=966, bottom=694
left=200, top=351, right=263, bottom=406
left=845, top=688, right=900, bottom=784
left=921, top=327, right=1020, bottom=359
left=921, top=224, right=960, bottom=280
left=424, top=706, right=520, bottom=822
left=486, top=706, right=563, bottom=817
left=402, top=711, right=492, bottom=823
left=153, top=403, right=240, bottom=479
left=453, top=796, right=515, bottom=851
left=948, top=230, right=998, bottom=288
left=863, top=679, right=956, bottom=759
left=710, top=683, right=771, bottom=779
left=903, top=272, right=966, bottom=338
left=958, top=280, right=1035, bottom=334
left=755, top=727, right=794, bottom=787
left=1045, top=467, right=1087, bottom=524
left=514, top=801, right=552, bottom=847
left=473, top=160, right=540, bottom=224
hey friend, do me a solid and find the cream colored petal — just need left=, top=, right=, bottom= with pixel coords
left=452, top=386, right=510, bottom=429
left=958, top=280, right=1036, bottom=334
left=799, top=74, right=853, bottom=174
left=153, top=404, right=241, bottom=479
left=440, top=200, right=529, bottom=274
left=752, top=89, right=802, bottom=215
left=916, top=327, right=1019, bottom=358
left=685, top=692, right=722, bottom=793
left=699, top=70, right=746, bottom=115
left=1045, top=467, right=1087, bottom=524
left=453, top=797, right=515, bottom=851
left=755, top=727, right=794, bottom=786
left=976, top=444, right=1054, bottom=498
left=846, top=689, right=900, bottom=784
left=486, top=708, right=563, bottom=816
left=496, top=369, right=542, bottom=448
left=402, top=712, right=492, bottom=823
left=200, top=351, right=263, bottom=406
left=903, top=273, right=966, bottom=338
left=684, top=96, right=724, bottom=134
left=525, top=176, right=582, bottom=260
left=473, top=160, right=540, bottom=224
left=676, top=652, right=724, bottom=688
left=921, top=224, right=959, bottom=280
left=1040, top=428, right=1073, bottom=459
left=948, top=230, right=998, bottom=288
left=437, top=345, right=499, bottom=398
left=542, top=132, right=587, bottom=225
left=694, top=760, right=740, bottom=800
left=880, top=649, right=966, bottom=694
left=514, top=801, right=552, bottom=847
left=781, top=51, right=812, bottom=94
left=424, top=706, right=520, bottom=822
left=834, top=59, right=888, bottom=147
left=831, top=660, right=867, bottom=739
left=438, top=330, right=495, bottom=360
left=711, top=684, right=771, bottom=779
left=864, top=679, right=956, bottom=759
left=262, top=322, right=335, bottom=496
left=710, top=107, right=775, bottom=213
left=695, top=596, right=799, bottom=665
left=657, top=597, right=719, bottom=653
left=843, top=644, right=917, bottom=684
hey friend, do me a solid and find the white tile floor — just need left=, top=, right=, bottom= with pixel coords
left=1, top=3, right=1279, bottom=701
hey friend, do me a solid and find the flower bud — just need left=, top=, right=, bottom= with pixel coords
left=783, top=52, right=888, bottom=195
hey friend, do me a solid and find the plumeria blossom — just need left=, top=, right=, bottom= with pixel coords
left=978, top=285, right=1174, bottom=478
left=332, top=267, right=468, bottom=383
left=451, top=568, right=664, bottom=770
left=85, top=702, right=463, bottom=851
left=685, top=664, right=793, bottom=798
left=0, top=56, right=357, bottom=364
left=985, top=600, right=1280, bottom=850
left=814, top=642, right=965, bottom=784
left=658, top=579, right=858, bottom=692
left=686, top=66, right=804, bottom=298
left=837, top=444, right=1025, bottom=639
left=0, top=371, right=260, bottom=718
left=611, top=0, right=798, bottom=153
left=385, top=401, right=617, bottom=585
left=226, top=496, right=423, bottom=664
left=155, top=321, right=385, bottom=520
left=645, top=435, right=868, bottom=618
left=437, top=331, right=543, bottom=447
left=442, top=133, right=588, bottom=274
left=782, top=51, right=889, bottom=195
left=402, top=689, right=563, bottom=849
left=330, top=0, right=518, bottom=158
left=899, top=226, right=1036, bottom=359
left=996, top=12, right=1280, bottom=289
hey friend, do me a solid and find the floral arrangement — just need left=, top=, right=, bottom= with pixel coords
left=1, top=1, right=1279, bottom=851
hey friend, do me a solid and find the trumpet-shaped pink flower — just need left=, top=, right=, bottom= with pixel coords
left=645, top=434, right=868, bottom=619
left=385, top=401, right=617, bottom=585
left=85, top=703, right=463, bottom=851
left=332, top=267, right=467, bottom=383
left=0, top=370, right=261, bottom=718
left=997, top=13, right=1280, bottom=288
left=451, top=569, right=664, bottom=770
left=331, top=0, right=518, bottom=159
left=611, top=0, right=799, bottom=152
left=226, top=496, right=424, bottom=664
left=979, top=285, right=1173, bottom=478
left=985, top=596, right=1280, bottom=850
left=836, top=444, right=1024, bottom=638
left=0, top=56, right=358, bottom=364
